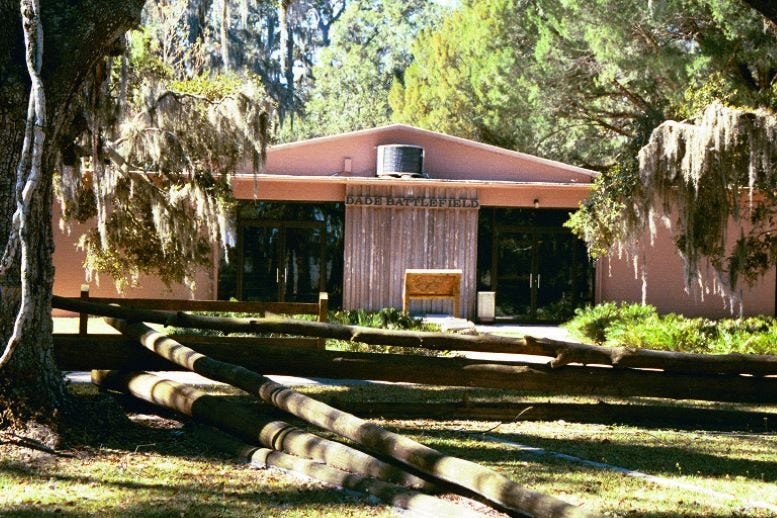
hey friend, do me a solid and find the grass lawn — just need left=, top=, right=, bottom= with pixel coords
left=0, top=385, right=398, bottom=517
left=3, top=382, right=775, bottom=517
left=297, top=384, right=777, bottom=516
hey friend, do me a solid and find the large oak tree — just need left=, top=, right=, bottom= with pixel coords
left=0, top=0, right=145, bottom=441
left=566, top=0, right=777, bottom=306
left=1, top=0, right=276, bottom=444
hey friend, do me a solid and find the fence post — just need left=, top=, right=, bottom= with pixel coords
left=79, top=285, right=90, bottom=336
left=317, top=292, right=329, bottom=349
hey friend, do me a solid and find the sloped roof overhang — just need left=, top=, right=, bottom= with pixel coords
left=231, top=174, right=592, bottom=209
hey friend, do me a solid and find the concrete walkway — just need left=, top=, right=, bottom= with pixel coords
left=475, top=323, right=575, bottom=342
left=466, top=323, right=576, bottom=362
left=422, top=314, right=575, bottom=340
left=423, top=316, right=577, bottom=363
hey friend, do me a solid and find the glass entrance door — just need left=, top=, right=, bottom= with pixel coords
left=282, top=224, right=325, bottom=302
left=534, top=230, right=585, bottom=321
left=493, top=225, right=591, bottom=322
left=239, top=224, right=282, bottom=301
left=493, top=230, right=535, bottom=320
left=237, top=221, right=325, bottom=302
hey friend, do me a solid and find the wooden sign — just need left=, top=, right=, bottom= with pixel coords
left=403, top=269, right=463, bottom=317
left=345, top=195, right=479, bottom=209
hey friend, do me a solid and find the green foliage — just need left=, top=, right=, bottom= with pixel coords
left=284, top=0, right=443, bottom=140
left=561, top=1, right=777, bottom=290
left=564, top=302, right=654, bottom=344
left=565, top=303, right=777, bottom=354
left=75, top=174, right=234, bottom=290
left=394, top=0, right=760, bottom=166
left=134, top=0, right=339, bottom=117
left=328, top=308, right=443, bottom=355
left=52, top=171, right=97, bottom=223
left=675, top=72, right=739, bottom=120
left=391, top=0, right=541, bottom=152
left=57, top=10, right=275, bottom=292
left=396, top=0, right=777, bottom=296
left=168, top=73, right=245, bottom=101
left=565, top=162, right=642, bottom=258
left=127, top=27, right=173, bottom=80
left=330, top=307, right=429, bottom=330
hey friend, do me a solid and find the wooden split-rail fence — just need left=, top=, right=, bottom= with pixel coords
left=56, top=292, right=590, bottom=517
left=53, top=294, right=777, bottom=404
left=49, top=294, right=777, bottom=516
left=74, top=286, right=329, bottom=349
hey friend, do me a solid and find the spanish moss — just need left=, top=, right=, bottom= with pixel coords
left=56, top=70, right=273, bottom=291
left=634, top=102, right=777, bottom=306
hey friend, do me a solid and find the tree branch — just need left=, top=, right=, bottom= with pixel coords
left=610, top=79, right=653, bottom=113
left=739, top=0, right=777, bottom=31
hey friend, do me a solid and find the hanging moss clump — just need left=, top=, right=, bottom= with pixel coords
left=56, top=72, right=274, bottom=291
left=634, top=102, right=777, bottom=304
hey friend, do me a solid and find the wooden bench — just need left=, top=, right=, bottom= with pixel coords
left=402, top=269, right=462, bottom=318
left=75, top=286, right=329, bottom=349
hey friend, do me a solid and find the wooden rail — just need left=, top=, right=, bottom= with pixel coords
left=73, top=286, right=329, bottom=348
left=53, top=334, right=777, bottom=403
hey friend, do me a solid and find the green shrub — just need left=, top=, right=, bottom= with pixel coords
left=564, top=302, right=656, bottom=344
left=605, top=313, right=716, bottom=353
left=328, top=308, right=444, bottom=356
left=564, top=303, right=777, bottom=354
left=711, top=316, right=777, bottom=354
left=330, top=307, right=432, bottom=331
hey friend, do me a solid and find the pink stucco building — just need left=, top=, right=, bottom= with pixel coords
left=52, top=124, right=776, bottom=320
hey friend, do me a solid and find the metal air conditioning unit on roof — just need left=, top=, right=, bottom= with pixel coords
left=376, top=144, right=427, bottom=179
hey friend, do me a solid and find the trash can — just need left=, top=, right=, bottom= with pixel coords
left=477, top=291, right=496, bottom=323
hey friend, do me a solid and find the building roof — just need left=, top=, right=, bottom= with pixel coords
left=258, top=124, right=597, bottom=184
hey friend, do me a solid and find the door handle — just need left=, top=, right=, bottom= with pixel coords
left=284, top=267, right=288, bottom=283
left=537, top=274, right=541, bottom=289
left=529, top=273, right=533, bottom=287
left=276, top=268, right=280, bottom=283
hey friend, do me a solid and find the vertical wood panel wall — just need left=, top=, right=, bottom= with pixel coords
left=344, top=184, right=479, bottom=318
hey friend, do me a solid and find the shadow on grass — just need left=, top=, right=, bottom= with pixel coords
left=0, top=507, right=743, bottom=518
left=376, top=421, right=777, bottom=483
left=300, top=383, right=777, bottom=432
left=76, top=378, right=775, bottom=481
left=61, top=387, right=277, bottom=460
left=50, top=379, right=777, bottom=517
left=0, top=467, right=371, bottom=517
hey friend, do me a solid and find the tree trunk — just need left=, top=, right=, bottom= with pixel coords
left=0, top=0, right=144, bottom=439
left=0, top=10, right=63, bottom=435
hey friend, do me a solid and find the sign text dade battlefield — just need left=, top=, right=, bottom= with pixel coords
left=345, top=195, right=479, bottom=209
